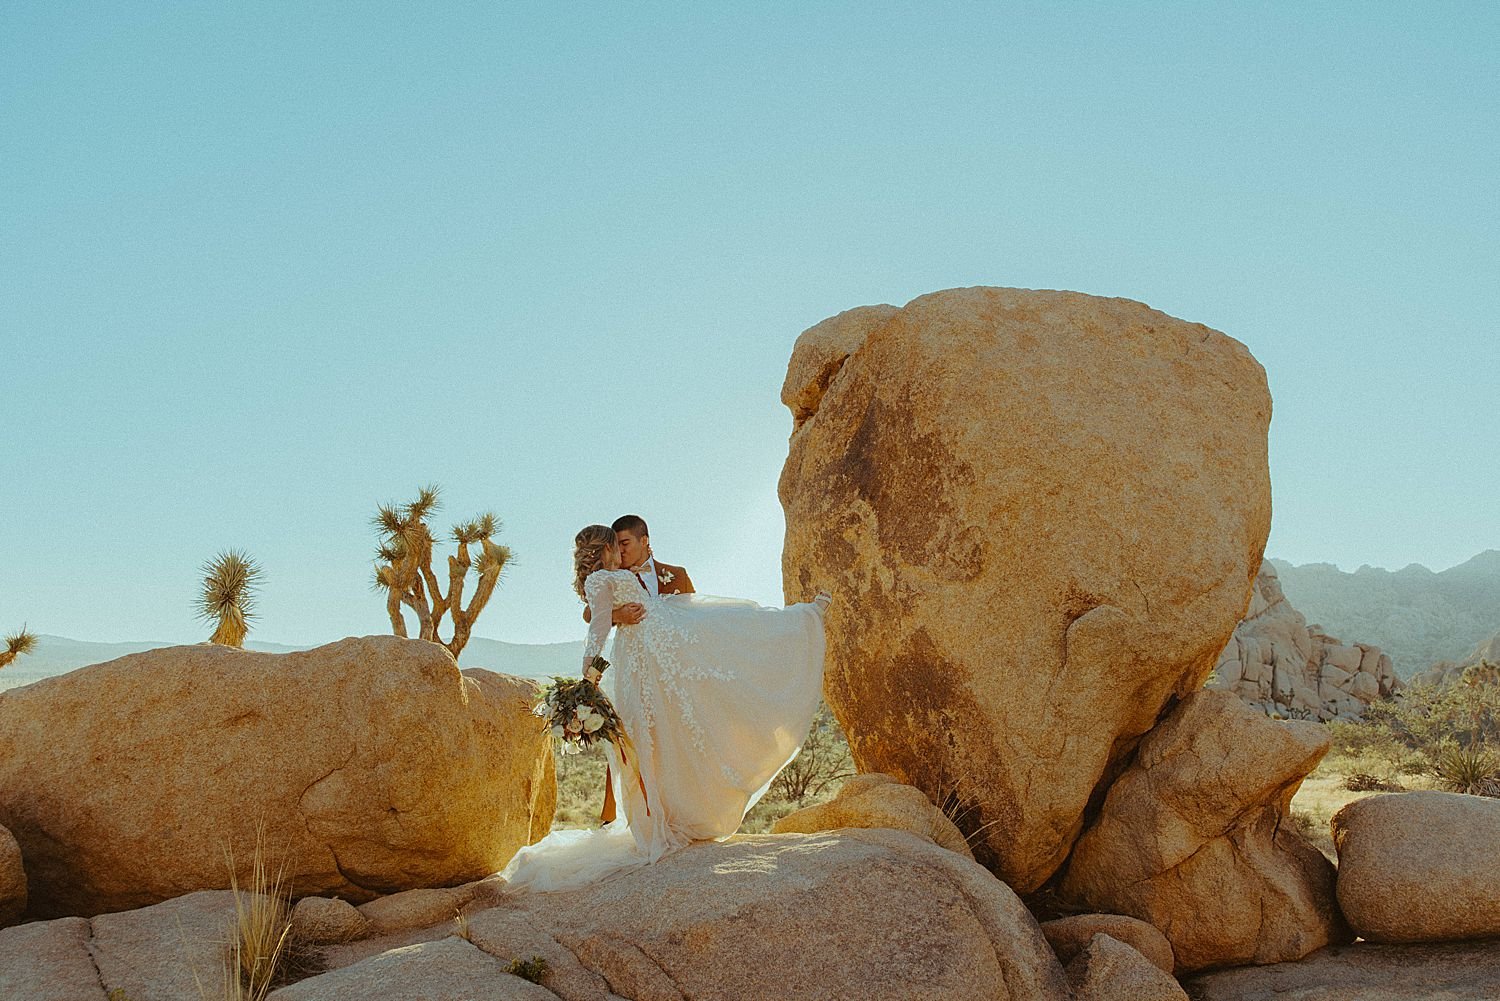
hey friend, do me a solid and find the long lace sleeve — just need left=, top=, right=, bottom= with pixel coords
left=582, top=571, right=614, bottom=671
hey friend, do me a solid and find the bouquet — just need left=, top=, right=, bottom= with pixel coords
left=533, top=657, right=625, bottom=755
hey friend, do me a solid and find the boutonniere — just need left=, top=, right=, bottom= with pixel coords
left=658, top=569, right=675, bottom=585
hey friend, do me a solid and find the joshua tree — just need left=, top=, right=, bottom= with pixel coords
left=0, top=626, right=37, bottom=670
left=371, top=485, right=512, bottom=659
left=197, top=550, right=263, bottom=647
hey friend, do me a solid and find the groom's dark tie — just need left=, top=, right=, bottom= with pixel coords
left=634, top=571, right=647, bottom=590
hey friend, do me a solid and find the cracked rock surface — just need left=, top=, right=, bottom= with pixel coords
left=294, top=829, right=1071, bottom=1001
left=777, top=286, right=1272, bottom=893
left=0, top=636, right=555, bottom=919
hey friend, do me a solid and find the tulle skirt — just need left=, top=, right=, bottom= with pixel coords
left=500, top=593, right=826, bottom=893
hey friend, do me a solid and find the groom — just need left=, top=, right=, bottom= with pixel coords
left=590, top=514, right=694, bottom=824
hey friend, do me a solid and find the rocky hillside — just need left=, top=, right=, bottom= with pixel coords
left=1270, top=550, right=1500, bottom=677
left=1210, top=561, right=1400, bottom=720
left=1409, top=629, right=1500, bottom=688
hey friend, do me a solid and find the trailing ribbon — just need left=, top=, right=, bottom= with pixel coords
left=612, top=729, right=651, bottom=817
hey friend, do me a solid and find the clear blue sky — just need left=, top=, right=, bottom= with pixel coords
left=3, top=3, right=1496, bottom=648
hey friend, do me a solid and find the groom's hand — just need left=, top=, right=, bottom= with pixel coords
left=612, top=603, right=645, bottom=626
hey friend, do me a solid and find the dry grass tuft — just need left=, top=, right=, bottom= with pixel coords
left=195, top=821, right=319, bottom=1001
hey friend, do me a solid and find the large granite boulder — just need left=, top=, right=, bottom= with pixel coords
left=772, top=771, right=973, bottom=858
left=1059, top=690, right=1350, bottom=972
left=0, top=636, right=555, bottom=918
left=1210, top=560, right=1400, bottom=720
left=507, top=828, right=1069, bottom=1000
left=778, top=287, right=1272, bottom=891
left=1332, top=790, right=1500, bottom=943
left=0, top=822, right=23, bottom=926
left=297, top=829, right=1071, bottom=1001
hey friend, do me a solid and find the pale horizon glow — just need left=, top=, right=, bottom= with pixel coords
left=2, top=4, right=1497, bottom=649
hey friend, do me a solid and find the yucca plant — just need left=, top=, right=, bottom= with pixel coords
left=197, top=551, right=262, bottom=648
left=1431, top=742, right=1500, bottom=797
left=0, top=626, right=37, bottom=670
left=371, top=485, right=513, bottom=658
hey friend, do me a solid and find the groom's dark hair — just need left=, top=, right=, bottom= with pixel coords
left=612, top=514, right=649, bottom=538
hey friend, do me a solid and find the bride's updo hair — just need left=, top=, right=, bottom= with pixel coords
left=573, top=524, right=617, bottom=600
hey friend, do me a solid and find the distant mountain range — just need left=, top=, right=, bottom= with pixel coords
left=9, top=551, right=1499, bottom=689
left=1270, top=550, right=1500, bottom=678
left=0, top=634, right=583, bottom=692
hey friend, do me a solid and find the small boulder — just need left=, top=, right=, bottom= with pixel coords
left=290, top=895, right=370, bottom=945
left=357, top=884, right=477, bottom=935
left=0, top=822, right=24, bottom=926
left=1041, top=913, right=1175, bottom=973
left=1065, top=933, right=1189, bottom=1001
left=1332, top=790, right=1500, bottom=943
left=1059, top=690, right=1350, bottom=972
left=772, top=772, right=973, bottom=858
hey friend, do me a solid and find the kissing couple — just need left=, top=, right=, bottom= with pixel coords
left=501, top=514, right=830, bottom=893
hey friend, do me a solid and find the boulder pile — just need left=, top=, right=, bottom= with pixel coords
left=1209, top=560, right=1401, bottom=720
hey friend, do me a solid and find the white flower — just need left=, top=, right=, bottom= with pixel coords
left=659, top=569, right=675, bottom=584
left=566, top=718, right=583, bottom=733
left=583, top=715, right=605, bottom=733
left=550, top=725, right=565, bottom=740
left=574, top=706, right=589, bottom=720
left=531, top=702, right=549, bottom=717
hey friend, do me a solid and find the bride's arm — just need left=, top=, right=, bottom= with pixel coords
left=582, top=572, right=613, bottom=678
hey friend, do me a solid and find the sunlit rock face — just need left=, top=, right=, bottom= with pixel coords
left=779, top=286, right=1272, bottom=893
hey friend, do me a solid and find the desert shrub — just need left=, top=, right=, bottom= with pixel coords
left=1342, top=772, right=1404, bottom=793
left=1291, top=810, right=1321, bottom=837
left=506, top=956, right=549, bottom=984
left=1359, top=667, right=1500, bottom=757
left=768, top=703, right=854, bottom=804
left=551, top=741, right=610, bottom=828
left=552, top=703, right=856, bottom=835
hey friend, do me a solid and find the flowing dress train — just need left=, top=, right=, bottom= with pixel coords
left=499, top=569, right=826, bottom=893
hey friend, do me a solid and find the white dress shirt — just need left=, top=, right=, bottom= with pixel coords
left=629, top=557, right=660, bottom=597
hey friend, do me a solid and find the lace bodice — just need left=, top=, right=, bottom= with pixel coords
left=582, top=569, right=651, bottom=668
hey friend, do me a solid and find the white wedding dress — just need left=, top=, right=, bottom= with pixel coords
left=499, top=569, right=827, bottom=893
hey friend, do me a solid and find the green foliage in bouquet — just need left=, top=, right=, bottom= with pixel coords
left=534, top=657, right=626, bottom=754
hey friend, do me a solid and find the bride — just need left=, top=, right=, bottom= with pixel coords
left=500, top=524, right=829, bottom=893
